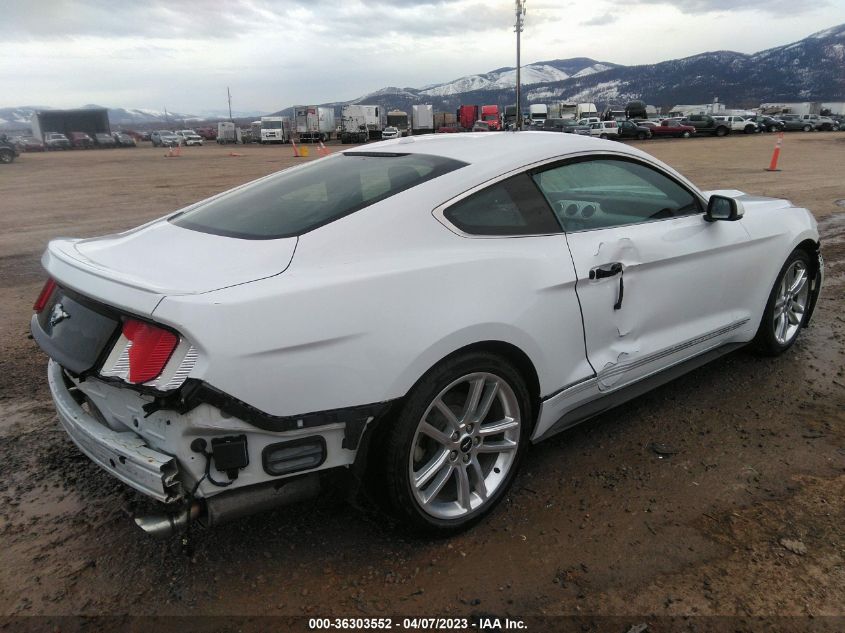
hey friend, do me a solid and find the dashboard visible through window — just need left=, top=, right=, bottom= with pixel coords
left=531, top=158, right=702, bottom=232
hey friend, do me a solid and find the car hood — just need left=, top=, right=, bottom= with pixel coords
left=47, top=218, right=298, bottom=297
left=703, top=189, right=794, bottom=211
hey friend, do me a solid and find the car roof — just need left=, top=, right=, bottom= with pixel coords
left=360, top=131, right=648, bottom=174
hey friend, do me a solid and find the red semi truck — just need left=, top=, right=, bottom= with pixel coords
left=481, top=105, right=501, bottom=130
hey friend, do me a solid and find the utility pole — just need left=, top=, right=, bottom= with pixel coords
left=227, top=86, right=233, bottom=122
left=514, top=0, right=526, bottom=130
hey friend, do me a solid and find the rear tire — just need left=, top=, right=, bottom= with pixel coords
left=753, top=250, right=812, bottom=356
left=381, top=352, right=531, bottom=535
left=715, top=127, right=727, bottom=137
left=802, top=125, right=812, bottom=132
left=0, top=150, right=14, bottom=164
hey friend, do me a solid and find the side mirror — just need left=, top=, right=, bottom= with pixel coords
left=705, top=195, right=744, bottom=222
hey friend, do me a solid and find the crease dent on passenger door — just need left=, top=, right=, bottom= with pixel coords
left=592, top=236, right=642, bottom=389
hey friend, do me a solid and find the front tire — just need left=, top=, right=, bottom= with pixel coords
left=753, top=250, right=812, bottom=356
left=382, top=352, right=531, bottom=534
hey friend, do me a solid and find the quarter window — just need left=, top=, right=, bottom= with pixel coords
left=531, top=158, right=702, bottom=232
left=443, top=173, right=562, bottom=236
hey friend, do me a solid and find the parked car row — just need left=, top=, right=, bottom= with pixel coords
left=150, top=129, right=205, bottom=147
left=16, top=131, right=138, bottom=151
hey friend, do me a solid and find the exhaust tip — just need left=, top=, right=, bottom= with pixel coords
left=134, top=502, right=201, bottom=539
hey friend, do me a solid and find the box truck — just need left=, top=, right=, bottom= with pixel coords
left=412, top=105, right=435, bottom=135
left=260, top=116, right=291, bottom=143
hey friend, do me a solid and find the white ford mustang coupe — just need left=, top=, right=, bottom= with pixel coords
left=31, top=133, right=823, bottom=537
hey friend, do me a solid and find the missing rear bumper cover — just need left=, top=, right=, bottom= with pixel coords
left=143, top=378, right=393, bottom=436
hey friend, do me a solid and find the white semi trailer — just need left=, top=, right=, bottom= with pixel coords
left=294, top=106, right=335, bottom=142
left=548, top=102, right=578, bottom=120
left=411, top=105, right=434, bottom=135
left=340, top=104, right=384, bottom=143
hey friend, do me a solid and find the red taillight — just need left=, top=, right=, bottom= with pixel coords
left=122, top=318, right=178, bottom=384
left=33, top=278, right=57, bottom=313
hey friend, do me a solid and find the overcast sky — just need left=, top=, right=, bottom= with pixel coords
left=2, top=0, right=842, bottom=113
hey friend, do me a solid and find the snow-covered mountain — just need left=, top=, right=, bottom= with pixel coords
left=418, top=62, right=578, bottom=96
left=325, top=24, right=845, bottom=113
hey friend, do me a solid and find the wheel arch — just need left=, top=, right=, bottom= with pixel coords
left=793, top=238, right=823, bottom=325
left=348, top=338, right=542, bottom=502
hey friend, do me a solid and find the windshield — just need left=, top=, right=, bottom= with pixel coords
left=262, top=120, right=283, bottom=129
left=171, top=152, right=467, bottom=240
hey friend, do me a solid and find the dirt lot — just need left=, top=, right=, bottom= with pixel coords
left=1, top=134, right=843, bottom=631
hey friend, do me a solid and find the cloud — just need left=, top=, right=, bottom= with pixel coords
left=583, top=12, right=617, bottom=25
left=2, top=0, right=511, bottom=41
left=625, top=0, right=827, bottom=14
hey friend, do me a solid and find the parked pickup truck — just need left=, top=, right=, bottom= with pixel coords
left=0, top=135, right=20, bottom=163
left=680, top=115, right=731, bottom=137
left=713, top=116, right=758, bottom=134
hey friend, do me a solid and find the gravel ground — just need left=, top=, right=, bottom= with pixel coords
left=0, top=134, right=843, bottom=631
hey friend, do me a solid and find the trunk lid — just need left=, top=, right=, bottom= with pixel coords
left=50, top=219, right=297, bottom=299
left=43, top=219, right=297, bottom=317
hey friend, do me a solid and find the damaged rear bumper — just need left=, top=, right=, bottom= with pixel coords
left=47, top=360, right=183, bottom=503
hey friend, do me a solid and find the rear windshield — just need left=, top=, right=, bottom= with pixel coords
left=171, top=152, right=467, bottom=239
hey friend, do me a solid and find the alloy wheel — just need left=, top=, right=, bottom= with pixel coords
left=408, top=372, right=521, bottom=520
left=773, top=260, right=810, bottom=345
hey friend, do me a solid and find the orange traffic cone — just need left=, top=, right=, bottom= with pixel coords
left=318, top=140, right=330, bottom=156
left=291, top=140, right=300, bottom=157
left=765, top=132, right=784, bottom=171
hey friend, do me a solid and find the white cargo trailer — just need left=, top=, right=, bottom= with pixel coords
left=260, top=116, right=291, bottom=143
left=294, top=106, right=335, bottom=142
left=216, top=121, right=237, bottom=144
left=548, top=102, right=577, bottom=120
left=576, top=103, right=598, bottom=120
left=340, top=104, right=384, bottom=143
left=411, top=105, right=434, bottom=135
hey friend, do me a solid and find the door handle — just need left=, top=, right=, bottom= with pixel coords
left=589, top=262, right=625, bottom=310
left=589, top=262, right=622, bottom=280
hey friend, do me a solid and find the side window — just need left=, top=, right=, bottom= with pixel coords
left=531, top=158, right=702, bottom=232
left=444, top=172, right=562, bottom=236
